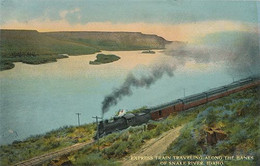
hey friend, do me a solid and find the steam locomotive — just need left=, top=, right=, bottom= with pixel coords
left=94, top=76, right=260, bottom=139
left=94, top=111, right=150, bottom=139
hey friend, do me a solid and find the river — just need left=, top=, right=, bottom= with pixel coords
left=0, top=50, right=235, bottom=145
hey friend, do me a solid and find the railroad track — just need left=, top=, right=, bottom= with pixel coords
left=13, top=140, right=94, bottom=166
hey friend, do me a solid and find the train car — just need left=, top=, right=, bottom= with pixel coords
left=183, top=93, right=207, bottom=110
left=225, top=77, right=254, bottom=94
left=225, top=81, right=240, bottom=94
left=150, top=77, right=257, bottom=121
left=237, top=77, right=255, bottom=91
left=149, top=100, right=181, bottom=120
left=206, top=86, right=228, bottom=102
left=174, top=99, right=184, bottom=112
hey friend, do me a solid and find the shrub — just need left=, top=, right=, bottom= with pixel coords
left=74, top=153, right=119, bottom=166
left=224, top=160, right=256, bottom=166
left=102, top=140, right=129, bottom=158
left=230, top=130, right=248, bottom=144
left=205, top=110, right=218, bottom=126
left=141, top=132, right=152, bottom=140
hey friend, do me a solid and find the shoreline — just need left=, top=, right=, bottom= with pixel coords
left=0, top=49, right=164, bottom=71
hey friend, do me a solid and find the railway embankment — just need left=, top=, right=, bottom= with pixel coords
left=143, top=87, right=259, bottom=166
left=1, top=86, right=259, bottom=166
left=0, top=124, right=96, bottom=165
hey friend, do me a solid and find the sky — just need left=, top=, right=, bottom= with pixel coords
left=0, top=0, right=259, bottom=41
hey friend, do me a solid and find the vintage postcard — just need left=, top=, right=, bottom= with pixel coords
left=0, top=0, right=259, bottom=165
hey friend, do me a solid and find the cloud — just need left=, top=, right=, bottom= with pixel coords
left=59, top=8, right=80, bottom=19
left=0, top=19, right=256, bottom=41
left=58, top=8, right=81, bottom=24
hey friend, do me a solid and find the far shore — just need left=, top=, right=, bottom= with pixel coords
left=0, top=49, right=164, bottom=71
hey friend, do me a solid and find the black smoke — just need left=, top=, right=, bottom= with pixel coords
left=102, top=64, right=176, bottom=114
left=101, top=32, right=259, bottom=115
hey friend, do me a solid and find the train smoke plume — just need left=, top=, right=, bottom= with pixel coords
left=102, top=64, right=176, bottom=114
left=225, top=33, right=260, bottom=76
left=101, top=32, right=259, bottom=115
left=164, top=32, right=260, bottom=77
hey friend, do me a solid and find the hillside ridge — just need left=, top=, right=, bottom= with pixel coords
left=0, top=29, right=172, bottom=71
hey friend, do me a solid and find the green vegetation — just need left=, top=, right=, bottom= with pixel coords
left=0, top=60, right=15, bottom=71
left=0, top=30, right=100, bottom=71
left=0, top=52, right=69, bottom=71
left=89, top=54, right=120, bottom=65
left=0, top=30, right=99, bottom=56
left=43, top=31, right=171, bottom=51
left=0, top=29, right=171, bottom=71
left=44, top=102, right=207, bottom=165
left=0, top=124, right=95, bottom=165
left=1, top=88, right=258, bottom=166
left=143, top=87, right=259, bottom=166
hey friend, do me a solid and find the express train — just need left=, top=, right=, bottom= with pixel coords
left=94, top=76, right=260, bottom=139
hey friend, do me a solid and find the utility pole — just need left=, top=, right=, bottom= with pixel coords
left=75, top=113, right=81, bottom=126
left=92, top=116, right=103, bottom=152
left=183, top=88, right=186, bottom=97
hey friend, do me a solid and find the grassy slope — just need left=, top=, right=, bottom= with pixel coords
left=0, top=95, right=198, bottom=165
left=60, top=87, right=260, bottom=166
left=43, top=31, right=171, bottom=51
left=0, top=30, right=99, bottom=56
left=1, top=87, right=257, bottom=166
left=0, top=124, right=96, bottom=165
left=144, top=87, right=260, bottom=166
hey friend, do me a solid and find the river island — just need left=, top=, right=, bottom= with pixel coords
left=89, top=54, right=120, bottom=65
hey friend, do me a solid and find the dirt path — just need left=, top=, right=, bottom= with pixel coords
left=121, top=126, right=183, bottom=166
left=13, top=140, right=94, bottom=166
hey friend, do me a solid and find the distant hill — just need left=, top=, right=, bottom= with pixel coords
left=0, top=29, right=171, bottom=71
left=0, top=29, right=99, bottom=56
left=42, top=31, right=171, bottom=51
left=0, top=30, right=171, bottom=56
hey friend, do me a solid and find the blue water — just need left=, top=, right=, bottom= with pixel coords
left=0, top=50, right=235, bottom=145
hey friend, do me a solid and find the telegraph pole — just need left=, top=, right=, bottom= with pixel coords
left=92, top=116, right=103, bottom=152
left=75, top=113, right=81, bottom=126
